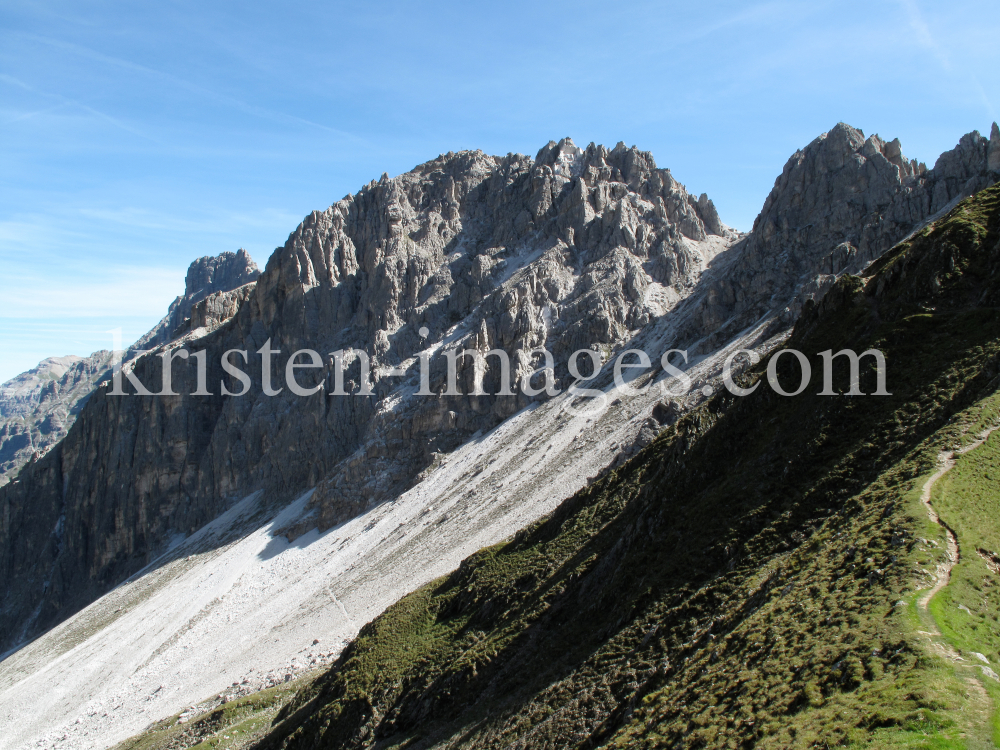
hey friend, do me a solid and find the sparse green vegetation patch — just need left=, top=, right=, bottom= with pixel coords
left=113, top=680, right=307, bottom=750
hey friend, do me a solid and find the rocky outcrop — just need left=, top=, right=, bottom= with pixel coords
left=132, top=248, right=260, bottom=350
left=989, top=122, right=1000, bottom=174
left=693, top=122, right=999, bottom=344
left=188, top=284, right=258, bottom=333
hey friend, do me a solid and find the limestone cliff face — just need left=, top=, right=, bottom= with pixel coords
left=694, top=122, right=999, bottom=345
left=0, top=138, right=732, bottom=650
left=0, top=126, right=995, bottom=653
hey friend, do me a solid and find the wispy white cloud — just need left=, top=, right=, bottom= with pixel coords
left=9, top=32, right=371, bottom=147
left=75, top=206, right=301, bottom=234
left=0, top=71, right=157, bottom=141
left=0, top=205, right=295, bottom=273
left=0, top=265, right=184, bottom=319
left=0, top=102, right=70, bottom=126
left=684, top=1, right=804, bottom=43
left=0, top=316, right=162, bottom=382
left=897, top=0, right=951, bottom=69
left=0, top=216, right=93, bottom=257
left=896, top=0, right=995, bottom=117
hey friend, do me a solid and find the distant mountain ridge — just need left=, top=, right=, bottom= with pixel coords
left=0, top=353, right=113, bottom=488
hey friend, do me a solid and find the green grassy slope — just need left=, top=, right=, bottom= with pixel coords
left=113, top=680, right=310, bottom=750
left=926, top=417, right=1000, bottom=748
left=119, top=184, right=1000, bottom=750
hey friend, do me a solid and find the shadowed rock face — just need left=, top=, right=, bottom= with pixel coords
left=0, top=126, right=996, bottom=654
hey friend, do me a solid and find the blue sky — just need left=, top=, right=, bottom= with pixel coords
left=1, top=0, right=998, bottom=382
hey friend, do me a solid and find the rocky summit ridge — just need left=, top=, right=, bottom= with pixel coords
left=694, top=122, right=1000, bottom=347
left=0, top=123, right=998, bottom=750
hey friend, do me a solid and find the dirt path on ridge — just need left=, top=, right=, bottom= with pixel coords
left=918, top=425, right=999, bottom=618
left=914, top=426, right=1000, bottom=725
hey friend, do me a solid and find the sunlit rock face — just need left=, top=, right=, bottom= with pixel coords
left=693, top=122, right=998, bottom=346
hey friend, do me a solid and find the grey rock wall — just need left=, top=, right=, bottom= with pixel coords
left=693, top=122, right=998, bottom=346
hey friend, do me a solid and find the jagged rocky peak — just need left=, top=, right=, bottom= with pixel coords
left=135, top=248, right=261, bottom=349
left=529, top=136, right=728, bottom=242
left=1, top=355, right=85, bottom=418
left=771, top=121, right=998, bottom=257
left=184, top=247, right=260, bottom=299
left=990, top=122, right=1000, bottom=173
left=266, top=136, right=736, bottom=355
left=693, top=121, right=1000, bottom=342
left=259, top=139, right=741, bottom=535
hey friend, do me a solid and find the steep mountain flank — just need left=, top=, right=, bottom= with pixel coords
left=243, top=182, right=1000, bottom=749
left=0, top=138, right=738, bottom=652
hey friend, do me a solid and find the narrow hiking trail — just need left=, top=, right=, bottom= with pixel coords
left=918, top=452, right=959, bottom=617
left=918, top=425, right=999, bottom=620
left=915, top=426, right=1000, bottom=727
